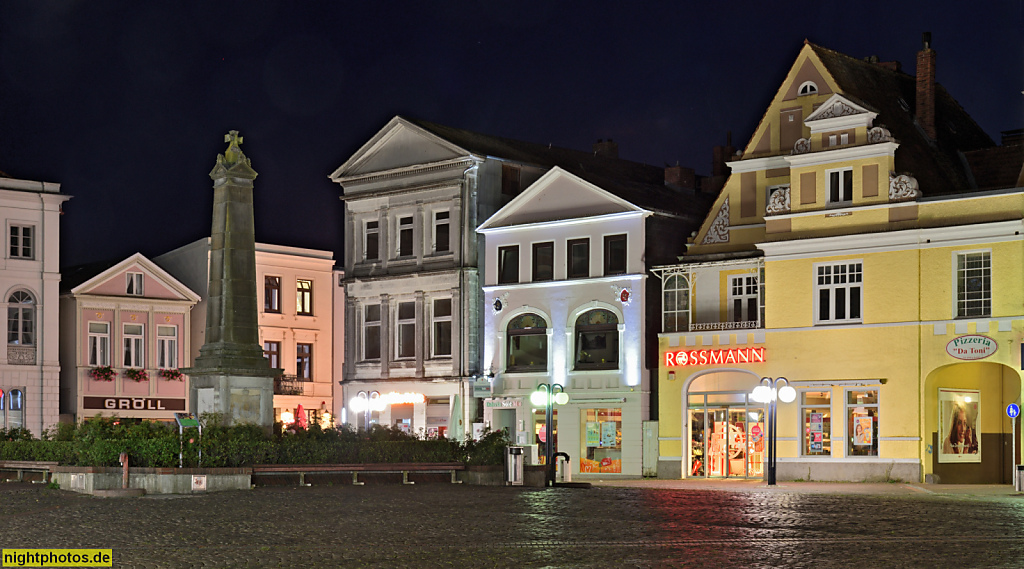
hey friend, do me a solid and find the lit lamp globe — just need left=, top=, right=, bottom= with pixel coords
left=778, top=385, right=796, bottom=403
left=554, top=392, right=569, bottom=405
left=349, top=397, right=368, bottom=413
left=530, top=390, right=548, bottom=407
left=752, top=385, right=772, bottom=404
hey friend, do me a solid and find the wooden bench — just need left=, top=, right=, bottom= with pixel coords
left=251, top=462, right=466, bottom=486
left=0, top=460, right=59, bottom=483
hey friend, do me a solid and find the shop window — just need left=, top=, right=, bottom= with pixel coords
left=580, top=408, right=622, bottom=473
left=123, top=324, right=144, bottom=368
left=846, top=389, right=878, bottom=457
left=88, top=322, right=110, bottom=366
left=264, top=276, right=281, bottom=313
left=567, top=238, right=590, bottom=279
left=956, top=252, right=990, bottom=318
left=432, top=298, right=452, bottom=357
left=364, top=305, right=381, bottom=360
left=498, top=245, right=519, bottom=284
left=663, top=274, right=689, bottom=333
left=828, top=168, right=853, bottom=203
left=157, top=325, right=177, bottom=369
left=263, top=341, right=281, bottom=369
left=800, top=391, right=831, bottom=456
left=396, top=301, right=416, bottom=359
left=296, top=280, right=313, bottom=316
left=532, top=242, right=554, bottom=282
left=506, top=313, right=547, bottom=373
left=603, top=234, right=627, bottom=276
left=815, top=261, right=862, bottom=324
left=573, top=309, right=618, bottom=370
left=728, top=274, right=759, bottom=323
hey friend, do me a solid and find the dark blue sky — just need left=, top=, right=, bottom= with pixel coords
left=0, top=1, right=1020, bottom=268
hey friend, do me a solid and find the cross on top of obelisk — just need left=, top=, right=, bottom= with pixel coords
left=225, top=130, right=243, bottom=146
left=221, top=130, right=246, bottom=167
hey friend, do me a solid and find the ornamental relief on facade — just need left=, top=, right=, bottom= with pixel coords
left=889, top=172, right=920, bottom=202
left=814, top=101, right=859, bottom=119
left=793, top=138, right=811, bottom=154
left=701, top=197, right=730, bottom=245
left=765, top=185, right=791, bottom=215
left=867, top=126, right=892, bottom=143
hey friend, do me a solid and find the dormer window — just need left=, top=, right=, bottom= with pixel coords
left=798, top=81, right=818, bottom=96
left=126, top=273, right=143, bottom=296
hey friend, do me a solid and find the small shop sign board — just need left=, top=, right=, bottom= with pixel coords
left=484, top=399, right=521, bottom=409
left=946, top=335, right=997, bottom=361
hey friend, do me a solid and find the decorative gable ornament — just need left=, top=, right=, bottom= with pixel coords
left=803, top=94, right=878, bottom=134
left=765, top=186, right=791, bottom=215
left=611, top=286, right=633, bottom=306
left=492, top=292, right=510, bottom=315
left=867, top=126, right=893, bottom=144
left=889, top=172, right=920, bottom=202
left=701, top=197, right=730, bottom=245
left=793, top=138, right=811, bottom=154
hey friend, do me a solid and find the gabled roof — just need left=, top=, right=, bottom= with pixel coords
left=334, top=115, right=714, bottom=219
left=478, top=167, right=648, bottom=231
left=62, top=252, right=200, bottom=302
left=807, top=42, right=994, bottom=195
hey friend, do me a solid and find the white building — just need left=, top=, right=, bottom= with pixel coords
left=477, top=167, right=708, bottom=477
left=155, top=238, right=337, bottom=426
left=0, top=176, right=70, bottom=435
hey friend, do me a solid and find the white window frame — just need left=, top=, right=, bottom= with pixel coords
left=814, top=261, right=863, bottom=325
left=157, top=325, right=177, bottom=369
left=840, top=133, right=849, bottom=145
left=123, top=323, right=144, bottom=368
left=263, top=340, right=281, bottom=369
left=827, top=167, right=854, bottom=204
left=953, top=250, right=991, bottom=318
left=431, top=297, right=452, bottom=358
left=7, top=291, right=34, bottom=346
left=828, top=134, right=837, bottom=147
left=9, top=224, right=34, bottom=260
left=845, top=387, right=879, bottom=457
left=363, top=304, right=381, bottom=361
left=296, top=279, right=313, bottom=316
left=88, top=322, right=110, bottom=366
left=364, top=219, right=380, bottom=262
left=396, top=215, right=414, bottom=258
left=296, top=342, right=312, bottom=379
left=432, top=210, right=451, bottom=254
left=727, top=274, right=759, bottom=324
left=798, top=81, right=818, bottom=96
left=662, top=273, right=690, bottom=333
left=395, top=300, right=416, bottom=360
left=126, top=272, right=144, bottom=296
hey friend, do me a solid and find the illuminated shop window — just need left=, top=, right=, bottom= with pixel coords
left=800, top=390, right=831, bottom=456
left=580, top=408, right=622, bottom=473
left=846, top=389, right=878, bottom=457
left=956, top=251, right=990, bottom=318
left=506, top=313, right=547, bottom=373
left=573, top=309, right=618, bottom=370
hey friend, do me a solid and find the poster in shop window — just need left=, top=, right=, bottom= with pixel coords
left=938, top=388, right=981, bottom=463
left=586, top=422, right=600, bottom=447
left=601, top=421, right=617, bottom=448
left=853, top=416, right=873, bottom=446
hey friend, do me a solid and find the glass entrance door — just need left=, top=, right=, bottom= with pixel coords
left=688, top=396, right=765, bottom=478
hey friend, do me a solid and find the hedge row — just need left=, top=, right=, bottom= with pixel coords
left=0, top=419, right=508, bottom=468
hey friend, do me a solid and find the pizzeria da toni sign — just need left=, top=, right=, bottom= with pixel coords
left=945, top=335, right=997, bottom=361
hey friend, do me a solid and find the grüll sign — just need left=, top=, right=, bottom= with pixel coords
left=83, top=397, right=186, bottom=411
left=945, top=335, right=998, bottom=361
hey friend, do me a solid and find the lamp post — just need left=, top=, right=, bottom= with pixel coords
left=531, top=383, right=569, bottom=486
left=751, top=377, right=795, bottom=486
left=349, top=390, right=381, bottom=430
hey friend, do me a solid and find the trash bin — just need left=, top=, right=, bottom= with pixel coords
left=1015, top=465, right=1024, bottom=493
left=505, top=446, right=524, bottom=486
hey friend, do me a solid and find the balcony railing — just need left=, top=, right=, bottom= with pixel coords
left=274, top=375, right=314, bottom=396
left=688, top=321, right=760, bottom=332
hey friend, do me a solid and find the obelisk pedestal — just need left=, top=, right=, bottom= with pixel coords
left=184, top=131, right=280, bottom=428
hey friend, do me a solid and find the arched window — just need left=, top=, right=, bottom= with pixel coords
left=506, top=313, right=547, bottom=372
left=798, top=81, right=818, bottom=96
left=663, top=274, right=689, bottom=332
left=574, top=309, right=619, bottom=370
left=6, top=389, right=23, bottom=429
left=7, top=291, right=34, bottom=346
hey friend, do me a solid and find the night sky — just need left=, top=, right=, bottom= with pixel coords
left=0, top=1, right=1020, bottom=269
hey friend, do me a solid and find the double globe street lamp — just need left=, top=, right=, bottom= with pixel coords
left=751, top=377, right=795, bottom=486
left=348, top=390, right=383, bottom=430
left=531, top=383, right=569, bottom=486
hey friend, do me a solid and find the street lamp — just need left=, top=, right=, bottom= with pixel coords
left=531, top=383, right=569, bottom=486
left=751, top=377, right=795, bottom=486
left=349, top=390, right=382, bottom=430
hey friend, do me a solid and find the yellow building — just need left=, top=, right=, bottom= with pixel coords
left=654, top=37, right=1024, bottom=483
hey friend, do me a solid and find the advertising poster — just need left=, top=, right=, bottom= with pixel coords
left=601, top=421, right=617, bottom=447
left=938, top=388, right=981, bottom=463
left=853, top=417, right=873, bottom=446
left=586, top=422, right=600, bottom=447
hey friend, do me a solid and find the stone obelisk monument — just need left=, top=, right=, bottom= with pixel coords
left=185, top=131, right=279, bottom=427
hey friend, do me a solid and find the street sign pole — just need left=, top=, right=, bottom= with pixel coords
left=1006, top=403, right=1020, bottom=487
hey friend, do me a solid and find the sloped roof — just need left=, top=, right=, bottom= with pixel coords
left=808, top=42, right=995, bottom=195
left=61, top=258, right=122, bottom=292
left=404, top=117, right=714, bottom=219
left=963, top=144, right=1024, bottom=191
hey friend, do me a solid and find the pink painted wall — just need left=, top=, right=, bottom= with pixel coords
left=88, top=267, right=181, bottom=300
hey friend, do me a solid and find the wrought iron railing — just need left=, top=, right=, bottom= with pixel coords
left=689, top=321, right=760, bottom=332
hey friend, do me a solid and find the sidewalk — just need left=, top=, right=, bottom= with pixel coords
left=588, top=477, right=1023, bottom=497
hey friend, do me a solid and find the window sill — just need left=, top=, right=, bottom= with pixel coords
left=572, top=366, right=620, bottom=373
left=813, top=320, right=863, bottom=326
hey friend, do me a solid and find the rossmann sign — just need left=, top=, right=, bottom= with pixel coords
left=665, top=347, right=766, bottom=367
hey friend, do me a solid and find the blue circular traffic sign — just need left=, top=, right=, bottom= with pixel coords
left=1007, top=403, right=1020, bottom=419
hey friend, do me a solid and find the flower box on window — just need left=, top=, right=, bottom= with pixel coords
left=158, top=368, right=184, bottom=382
left=123, top=368, right=149, bottom=382
left=89, top=366, right=116, bottom=382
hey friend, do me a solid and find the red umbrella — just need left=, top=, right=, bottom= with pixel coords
left=295, top=404, right=308, bottom=429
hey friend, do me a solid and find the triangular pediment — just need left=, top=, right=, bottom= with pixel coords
left=805, top=94, right=874, bottom=122
left=478, top=167, right=645, bottom=231
left=71, top=253, right=201, bottom=302
left=330, top=117, right=471, bottom=180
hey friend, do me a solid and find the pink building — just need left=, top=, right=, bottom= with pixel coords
left=59, top=253, right=200, bottom=422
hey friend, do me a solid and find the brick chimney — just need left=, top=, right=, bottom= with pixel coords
left=593, top=139, right=619, bottom=158
left=665, top=164, right=695, bottom=190
left=916, top=32, right=936, bottom=140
